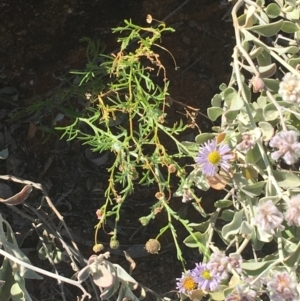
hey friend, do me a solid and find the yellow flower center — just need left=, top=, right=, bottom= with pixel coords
left=202, top=270, right=212, bottom=280
left=207, top=151, right=221, bottom=165
left=183, top=276, right=197, bottom=291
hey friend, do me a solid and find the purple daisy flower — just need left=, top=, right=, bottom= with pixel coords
left=267, top=271, right=299, bottom=301
left=195, top=140, right=233, bottom=177
left=176, top=270, right=197, bottom=294
left=191, top=262, right=221, bottom=292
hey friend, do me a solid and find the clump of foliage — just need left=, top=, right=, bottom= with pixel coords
left=175, top=0, right=300, bottom=300
left=57, top=17, right=207, bottom=262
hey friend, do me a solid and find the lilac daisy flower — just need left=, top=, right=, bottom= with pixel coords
left=176, top=270, right=197, bottom=294
left=267, top=271, right=299, bottom=301
left=269, top=130, right=300, bottom=165
left=191, top=262, right=221, bottom=292
left=285, top=194, right=300, bottom=226
left=195, top=140, right=233, bottom=177
left=255, top=200, right=284, bottom=235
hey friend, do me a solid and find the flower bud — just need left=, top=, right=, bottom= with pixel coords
left=176, top=168, right=186, bottom=177
left=130, top=169, right=139, bottom=180
left=110, top=238, right=119, bottom=249
left=114, top=195, right=123, bottom=204
left=145, top=239, right=161, bottom=254
left=96, top=209, right=103, bottom=220
left=139, top=216, right=150, bottom=226
left=251, top=75, right=265, bottom=93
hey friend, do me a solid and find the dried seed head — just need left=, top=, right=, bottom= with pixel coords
left=154, top=207, right=162, bottom=215
left=168, top=164, right=177, bottom=173
left=114, top=195, right=123, bottom=204
left=93, top=244, right=104, bottom=253
left=158, top=114, right=165, bottom=123
left=155, top=192, right=165, bottom=200
left=145, top=239, right=161, bottom=254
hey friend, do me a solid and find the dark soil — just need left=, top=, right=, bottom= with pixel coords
left=0, top=0, right=234, bottom=300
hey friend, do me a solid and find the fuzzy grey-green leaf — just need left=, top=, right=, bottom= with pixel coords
left=195, top=133, right=214, bottom=144
left=281, top=21, right=299, bottom=33
left=271, top=45, right=299, bottom=55
left=221, top=209, right=235, bottom=221
left=207, top=107, right=223, bottom=121
left=223, top=87, right=238, bottom=107
left=241, top=181, right=265, bottom=197
left=262, top=78, right=280, bottom=91
left=211, top=94, right=222, bottom=107
left=241, top=260, right=275, bottom=276
left=258, top=121, right=274, bottom=141
left=266, top=3, right=281, bottom=18
left=258, top=63, right=276, bottom=78
left=273, top=170, right=300, bottom=188
left=214, top=199, right=233, bottom=208
left=248, top=19, right=283, bottom=37
left=222, top=210, right=244, bottom=241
